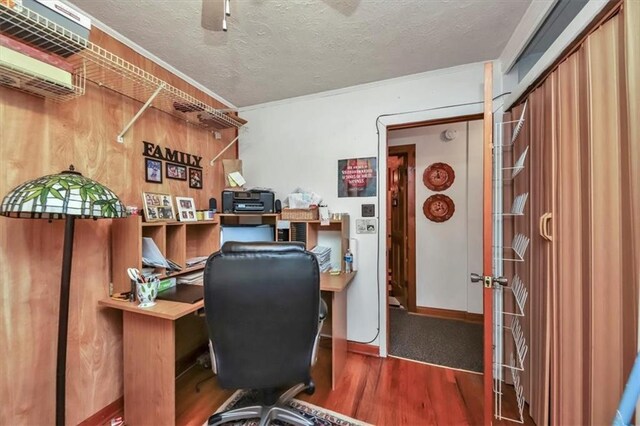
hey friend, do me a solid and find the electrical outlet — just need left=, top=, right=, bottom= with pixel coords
left=362, top=204, right=375, bottom=217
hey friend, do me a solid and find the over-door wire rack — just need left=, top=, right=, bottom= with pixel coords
left=0, top=3, right=246, bottom=142
left=493, top=101, right=529, bottom=423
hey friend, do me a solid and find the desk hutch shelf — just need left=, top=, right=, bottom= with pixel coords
left=111, top=215, right=219, bottom=293
left=286, top=215, right=350, bottom=271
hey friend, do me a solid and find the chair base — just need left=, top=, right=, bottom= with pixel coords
left=208, top=382, right=314, bottom=426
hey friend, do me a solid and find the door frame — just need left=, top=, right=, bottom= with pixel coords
left=387, top=144, right=416, bottom=313
left=385, top=112, right=484, bottom=357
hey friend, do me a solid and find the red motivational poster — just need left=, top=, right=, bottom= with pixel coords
left=338, top=157, right=377, bottom=197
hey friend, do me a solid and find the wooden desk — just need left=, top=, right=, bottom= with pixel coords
left=99, top=272, right=355, bottom=426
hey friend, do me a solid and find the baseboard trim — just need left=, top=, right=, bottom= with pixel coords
left=347, top=341, right=380, bottom=357
left=78, top=397, right=124, bottom=426
left=414, top=306, right=483, bottom=324
left=465, top=312, right=484, bottom=324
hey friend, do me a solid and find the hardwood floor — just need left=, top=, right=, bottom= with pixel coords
left=173, top=345, right=535, bottom=426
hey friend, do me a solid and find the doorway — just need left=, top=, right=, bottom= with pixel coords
left=386, top=115, right=485, bottom=373
left=387, top=145, right=416, bottom=312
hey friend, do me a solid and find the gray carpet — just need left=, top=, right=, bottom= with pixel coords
left=388, top=308, right=483, bottom=372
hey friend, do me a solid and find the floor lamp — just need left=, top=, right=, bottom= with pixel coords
left=0, top=165, right=125, bottom=426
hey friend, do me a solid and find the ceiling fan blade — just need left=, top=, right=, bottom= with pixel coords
left=201, top=0, right=224, bottom=31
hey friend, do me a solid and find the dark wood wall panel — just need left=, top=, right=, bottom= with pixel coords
left=0, top=26, right=236, bottom=425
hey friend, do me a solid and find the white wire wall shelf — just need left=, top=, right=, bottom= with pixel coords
left=0, top=2, right=246, bottom=141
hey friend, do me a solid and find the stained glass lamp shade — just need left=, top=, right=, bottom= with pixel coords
left=0, top=166, right=125, bottom=426
left=0, top=167, right=125, bottom=219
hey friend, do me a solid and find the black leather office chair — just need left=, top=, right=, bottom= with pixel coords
left=203, top=241, right=327, bottom=426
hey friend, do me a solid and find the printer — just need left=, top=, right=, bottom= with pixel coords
left=222, top=190, right=275, bottom=214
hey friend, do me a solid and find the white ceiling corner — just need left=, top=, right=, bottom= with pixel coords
left=67, top=0, right=532, bottom=107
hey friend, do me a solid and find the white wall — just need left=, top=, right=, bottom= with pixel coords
left=388, top=120, right=483, bottom=314
left=239, top=62, right=491, bottom=354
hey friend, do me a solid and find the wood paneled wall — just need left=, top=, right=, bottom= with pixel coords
left=0, top=27, right=237, bottom=425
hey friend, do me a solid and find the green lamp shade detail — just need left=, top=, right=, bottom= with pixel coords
left=0, top=168, right=126, bottom=219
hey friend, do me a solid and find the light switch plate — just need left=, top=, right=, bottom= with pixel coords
left=362, top=204, right=375, bottom=217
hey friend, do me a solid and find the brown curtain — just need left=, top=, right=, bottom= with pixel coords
left=510, top=2, right=640, bottom=424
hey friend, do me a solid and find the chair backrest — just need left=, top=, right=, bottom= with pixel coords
left=203, top=241, right=320, bottom=390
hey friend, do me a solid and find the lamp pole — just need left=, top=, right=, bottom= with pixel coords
left=56, top=215, right=75, bottom=426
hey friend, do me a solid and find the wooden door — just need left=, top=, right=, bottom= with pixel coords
left=387, top=153, right=408, bottom=307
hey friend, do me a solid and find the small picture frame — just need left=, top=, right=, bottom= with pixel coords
left=142, top=192, right=175, bottom=222
left=189, top=168, right=203, bottom=189
left=175, top=197, right=197, bottom=222
left=145, top=158, right=162, bottom=184
left=166, top=162, right=187, bottom=181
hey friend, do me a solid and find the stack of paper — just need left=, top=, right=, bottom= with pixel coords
left=186, top=256, right=209, bottom=267
left=177, top=271, right=204, bottom=286
left=142, top=237, right=170, bottom=268
left=310, top=246, right=332, bottom=273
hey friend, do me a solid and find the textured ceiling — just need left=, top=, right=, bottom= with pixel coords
left=67, top=0, right=531, bottom=107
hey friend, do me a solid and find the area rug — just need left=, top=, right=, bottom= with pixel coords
left=207, top=389, right=371, bottom=426
left=389, top=307, right=483, bottom=373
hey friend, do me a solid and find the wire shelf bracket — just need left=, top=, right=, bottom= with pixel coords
left=503, top=274, right=528, bottom=317
left=497, top=192, right=528, bottom=217
left=502, top=316, right=528, bottom=371
left=501, top=233, right=530, bottom=262
left=117, top=82, right=165, bottom=143
left=496, top=353, right=526, bottom=423
left=494, top=100, right=528, bottom=150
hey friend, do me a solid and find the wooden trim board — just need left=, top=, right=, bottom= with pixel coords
left=347, top=341, right=380, bottom=357
left=77, top=397, right=123, bottom=426
left=387, top=113, right=484, bottom=131
left=414, top=306, right=484, bottom=324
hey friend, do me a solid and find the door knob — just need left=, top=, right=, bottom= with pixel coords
left=470, top=273, right=508, bottom=287
left=494, top=277, right=508, bottom=286
left=470, top=273, right=483, bottom=283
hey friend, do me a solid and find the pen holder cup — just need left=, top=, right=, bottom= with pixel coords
left=136, top=279, right=159, bottom=308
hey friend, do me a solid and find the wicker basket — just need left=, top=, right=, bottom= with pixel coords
left=281, top=208, right=319, bottom=220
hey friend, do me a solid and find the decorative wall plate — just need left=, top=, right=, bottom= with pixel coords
left=423, top=194, right=455, bottom=223
left=423, top=162, right=455, bottom=191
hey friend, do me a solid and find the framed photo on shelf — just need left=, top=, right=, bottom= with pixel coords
left=145, top=158, right=162, bottom=183
left=142, top=192, right=175, bottom=222
left=175, top=196, right=197, bottom=222
left=189, top=168, right=203, bottom=189
left=166, top=162, right=187, bottom=181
